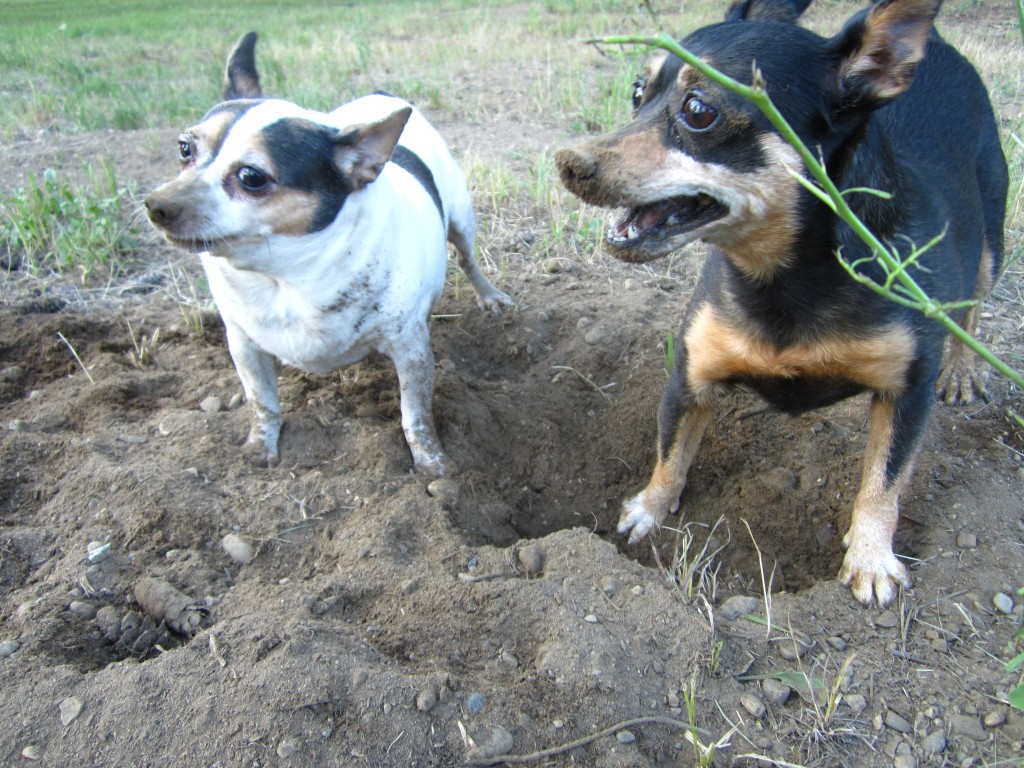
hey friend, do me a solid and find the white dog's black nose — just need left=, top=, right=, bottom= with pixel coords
left=144, top=192, right=181, bottom=229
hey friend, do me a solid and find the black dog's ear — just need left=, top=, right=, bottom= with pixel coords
left=828, top=0, right=940, bottom=111
left=725, top=0, right=812, bottom=22
left=223, top=31, right=262, bottom=100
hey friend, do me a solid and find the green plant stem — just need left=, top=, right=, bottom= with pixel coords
left=596, top=33, right=1024, bottom=392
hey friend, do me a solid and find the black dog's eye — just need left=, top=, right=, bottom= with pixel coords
left=631, top=76, right=647, bottom=116
left=177, top=135, right=194, bottom=163
left=236, top=166, right=270, bottom=192
left=680, top=94, right=719, bottom=131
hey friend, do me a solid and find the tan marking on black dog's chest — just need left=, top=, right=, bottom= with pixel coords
left=685, top=303, right=915, bottom=395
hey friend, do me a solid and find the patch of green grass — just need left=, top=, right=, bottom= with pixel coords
left=0, top=164, right=141, bottom=284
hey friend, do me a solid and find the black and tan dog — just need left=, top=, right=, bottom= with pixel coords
left=556, top=0, right=1006, bottom=605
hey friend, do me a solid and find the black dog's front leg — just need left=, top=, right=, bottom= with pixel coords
left=618, top=345, right=712, bottom=544
left=839, top=371, right=936, bottom=606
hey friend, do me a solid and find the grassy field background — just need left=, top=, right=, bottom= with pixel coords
left=1, top=0, right=1020, bottom=293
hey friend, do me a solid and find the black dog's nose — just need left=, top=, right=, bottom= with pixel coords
left=554, top=147, right=598, bottom=186
left=144, top=193, right=180, bottom=228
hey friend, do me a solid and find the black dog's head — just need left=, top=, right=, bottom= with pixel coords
left=555, top=0, right=940, bottom=277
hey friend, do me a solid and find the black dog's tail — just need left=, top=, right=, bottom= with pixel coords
left=223, top=31, right=263, bottom=101
left=725, top=0, right=813, bottom=22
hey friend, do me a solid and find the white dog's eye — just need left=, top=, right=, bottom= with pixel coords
left=177, top=136, right=194, bottom=164
left=236, top=165, right=270, bottom=192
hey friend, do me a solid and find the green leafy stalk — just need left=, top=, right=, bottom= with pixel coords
left=594, top=32, right=1024, bottom=392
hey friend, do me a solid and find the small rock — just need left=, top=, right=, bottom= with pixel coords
left=630, top=585, right=644, bottom=596
left=21, top=745, right=41, bottom=760
left=616, top=730, right=636, bottom=744
left=956, top=532, right=978, bottom=549
left=518, top=543, right=544, bottom=576
left=623, top=278, right=639, bottom=290
left=276, top=738, right=298, bottom=759
left=845, top=694, right=867, bottom=714
left=221, top=533, right=254, bottom=565
left=68, top=600, right=97, bottom=619
left=438, top=358, right=457, bottom=373
left=227, top=393, right=244, bottom=410
left=885, top=710, right=913, bottom=733
left=931, top=637, right=950, bottom=653
left=416, top=685, right=437, bottom=713
left=95, top=606, right=122, bottom=642
left=467, top=724, right=514, bottom=760
left=86, top=541, right=111, bottom=563
left=983, top=710, right=1006, bottom=728
left=762, top=678, right=791, bottom=706
left=875, top=610, right=899, bottom=628
left=993, top=593, right=1014, bottom=615
left=720, top=595, right=760, bottom=620
left=779, top=636, right=813, bottom=660
left=498, top=649, right=519, bottom=668
left=740, top=693, right=767, bottom=719
left=921, top=729, right=947, bottom=754
left=426, top=478, right=460, bottom=508
left=0, top=639, right=20, bottom=658
left=827, top=636, right=847, bottom=652
left=59, top=696, right=83, bottom=726
left=584, top=614, right=599, bottom=624
left=466, top=692, right=485, bottom=715
left=949, top=714, right=986, bottom=741
left=893, top=754, right=916, bottom=768
left=401, top=579, right=418, bottom=595
left=199, top=395, right=223, bottom=414
left=583, top=327, right=606, bottom=345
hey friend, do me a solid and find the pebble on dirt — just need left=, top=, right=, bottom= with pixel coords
left=720, top=595, right=759, bottom=620
left=0, top=639, right=20, bottom=657
left=466, top=692, right=485, bottom=715
left=921, top=729, right=947, bottom=754
left=884, top=710, right=913, bottom=733
left=199, top=396, right=223, bottom=414
left=740, top=693, right=767, bottom=719
left=518, top=542, right=544, bottom=576
left=416, top=684, right=437, bottom=713
left=466, top=724, right=514, bottom=760
left=59, top=696, right=83, bottom=726
left=992, top=592, right=1014, bottom=615
left=221, top=533, right=254, bottom=565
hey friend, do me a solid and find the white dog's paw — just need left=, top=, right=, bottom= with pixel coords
left=476, top=286, right=514, bottom=314
left=838, top=541, right=911, bottom=607
left=243, top=417, right=282, bottom=468
left=617, top=494, right=666, bottom=545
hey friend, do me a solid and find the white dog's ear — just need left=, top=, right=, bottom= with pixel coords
left=332, top=107, right=413, bottom=189
left=223, top=31, right=263, bottom=100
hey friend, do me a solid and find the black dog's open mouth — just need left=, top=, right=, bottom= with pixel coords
left=607, top=194, right=726, bottom=256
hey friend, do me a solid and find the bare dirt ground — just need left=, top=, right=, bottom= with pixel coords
left=1, top=13, right=1023, bottom=768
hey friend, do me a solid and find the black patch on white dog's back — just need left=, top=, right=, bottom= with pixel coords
left=391, top=145, right=444, bottom=222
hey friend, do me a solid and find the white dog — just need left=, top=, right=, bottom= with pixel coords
left=146, top=32, right=511, bottom=475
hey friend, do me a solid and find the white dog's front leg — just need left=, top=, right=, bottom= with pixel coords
left=223, top=320, right=282, bottom=467
left=385, top=324, right=449, bottom=477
